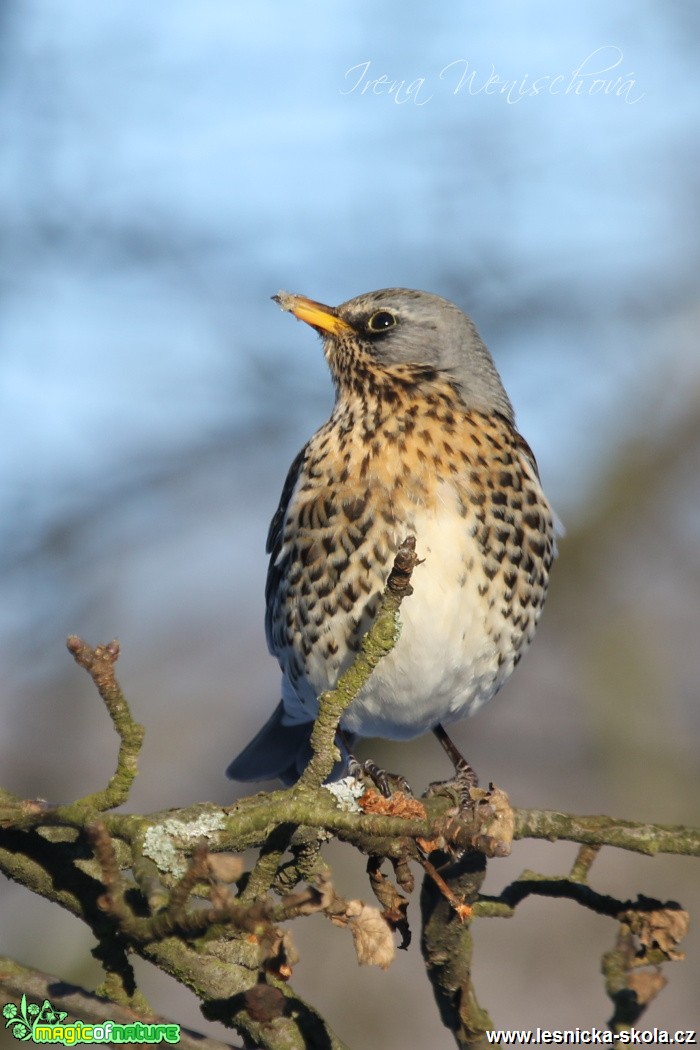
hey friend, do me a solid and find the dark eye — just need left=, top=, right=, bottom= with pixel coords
left=367, top=310, right=397, bottom=332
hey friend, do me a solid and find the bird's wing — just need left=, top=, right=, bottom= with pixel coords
left=503, top=416, right=541, bottom=480
left=508, top=419, right=565, bottom=542
left=264, top=443, right=309, bottom=648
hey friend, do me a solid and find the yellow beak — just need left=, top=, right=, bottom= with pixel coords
left=273, top=291, right=354, bottom=336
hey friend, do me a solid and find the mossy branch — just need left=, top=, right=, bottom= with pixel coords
left=513, top=807, right=700, bottom=857
left=66, top=636, right=145, bottom=812
left=1, top=540, right=698, bottom=1047
left=298, top=534, right=419, bottom=788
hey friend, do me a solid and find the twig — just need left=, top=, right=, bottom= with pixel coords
left=66, top=637, right=145, bottom=811
left=514, top=808, right=700, bottom=857
left=570, top=843, right=602, bottom=882
left=298, top=535, right=419, bottom=789
left=417, top=852, right=473, bottom=922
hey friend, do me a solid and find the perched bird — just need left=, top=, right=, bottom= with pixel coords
left=227, top=288, right=556, bottom=789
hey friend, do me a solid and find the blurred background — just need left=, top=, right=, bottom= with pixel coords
left=1, top=1, right=699, bottom=1044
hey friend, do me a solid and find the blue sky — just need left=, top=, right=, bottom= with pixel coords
left=2, top=3, right=699, bottom=1040
left=2, top=2, right=698, bottom=554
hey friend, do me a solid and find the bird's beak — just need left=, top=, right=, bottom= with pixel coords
left=273, top=291, right=353, bottom=336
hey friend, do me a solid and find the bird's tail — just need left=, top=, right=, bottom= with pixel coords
left=226, top=701, right=356, bottom=785
left=226, top=701, right=314, bottom=785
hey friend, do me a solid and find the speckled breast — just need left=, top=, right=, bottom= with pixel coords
left=266, top=377, right=556, bottom=739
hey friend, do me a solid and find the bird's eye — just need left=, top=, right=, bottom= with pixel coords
left=367, top=310, right=397, bottom=332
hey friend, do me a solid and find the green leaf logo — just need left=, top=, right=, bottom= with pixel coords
left=3, top=995, right=66, bottom=1040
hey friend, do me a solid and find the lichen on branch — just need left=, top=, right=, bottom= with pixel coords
left=0, top=536, right=698, bottom=1048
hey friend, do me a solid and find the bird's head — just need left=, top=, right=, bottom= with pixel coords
left=273, top=287, right=514, bottom=423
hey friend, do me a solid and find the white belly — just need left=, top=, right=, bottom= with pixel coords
left=340, top=506, right=505, bottom=739
left=280, top=489, right=514, bottom=741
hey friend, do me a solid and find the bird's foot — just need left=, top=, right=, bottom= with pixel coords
left=430, top=724, right=479, bottom=808
left=347, top=756, right=412, bottom=799
left=425, top=773, right=476, bottom=810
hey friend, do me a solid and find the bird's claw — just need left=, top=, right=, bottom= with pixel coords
left=348, top=757, right=412, bottom=799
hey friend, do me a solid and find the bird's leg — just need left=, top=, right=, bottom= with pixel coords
left=340, top=731, right=412, bottom=798
left=429, top=723, right=479, bottom=806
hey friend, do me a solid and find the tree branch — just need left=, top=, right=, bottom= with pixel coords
left=298, top=534, right=419, bottom=788
left=0, top=535, right=697, bottom=1047
left=514, top=807, right=700, bottom=857
left=420, top=850, right=493, bottom=1050
left=65, top=637, right=145, bottom=812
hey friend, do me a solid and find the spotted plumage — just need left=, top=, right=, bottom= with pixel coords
left=227, top=288, right=557, bottom=785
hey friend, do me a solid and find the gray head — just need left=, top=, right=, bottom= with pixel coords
left=273, top=287, right=514, bottom=423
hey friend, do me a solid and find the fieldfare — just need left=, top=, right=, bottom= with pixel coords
left=227, top=288, right=557, bottom=789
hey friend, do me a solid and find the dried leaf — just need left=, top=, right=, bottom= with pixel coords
left=627, top=970, right=667, bottom=1006
left=347, top=901, right=396, bottom=969
left=623, top=907, right=689, bottom=961
left=367, top=860, right=411, bottom=949
left=359, top=789, right=427, bottom=819
left=393, top=855, right=415, bottom=894
left=367, top=859, right=403, bottom=911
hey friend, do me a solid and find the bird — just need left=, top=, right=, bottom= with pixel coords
left=226, top=288, right=557, bottom=790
